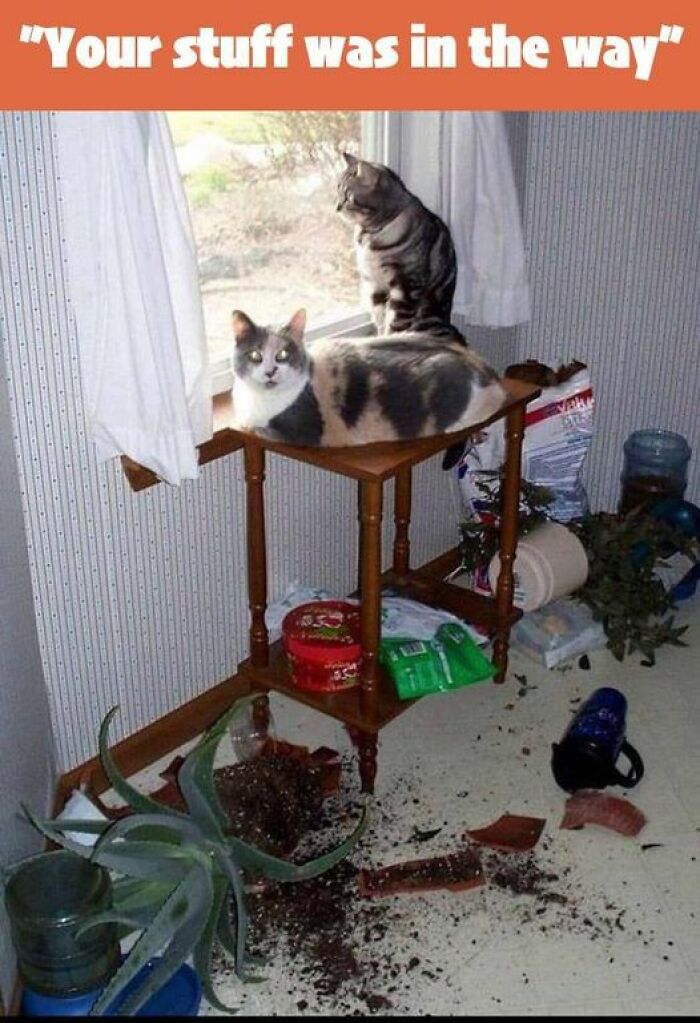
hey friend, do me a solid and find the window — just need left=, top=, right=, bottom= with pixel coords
left=167, top=111, right=388, bottom=394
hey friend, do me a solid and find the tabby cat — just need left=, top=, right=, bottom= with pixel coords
left=230, top=309, right=504, bottom=447
left=337, top=153, right=462, bottom=342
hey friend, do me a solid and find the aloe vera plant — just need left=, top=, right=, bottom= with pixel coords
left=25, top=696, right=368, bottom=1016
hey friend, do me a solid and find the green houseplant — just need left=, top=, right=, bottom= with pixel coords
left=24, top=697, right=368, bottom=1016
left=459, top=468, right=697, bottom=665
left=460, top=472, right=555, bottom=576
left=572, top=512, right=696, bottom=664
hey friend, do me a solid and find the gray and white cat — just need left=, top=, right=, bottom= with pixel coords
left=230, top=309, right=504, bottom=447
left=337, top=153, right=462, bottom=342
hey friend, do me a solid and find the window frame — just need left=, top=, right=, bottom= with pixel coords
left=124, top=111, right=397, bottom=490
left=206, top=111, right=395, bottom=396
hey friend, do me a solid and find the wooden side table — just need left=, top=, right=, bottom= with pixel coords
left=234, top=378, right=540, bottom=794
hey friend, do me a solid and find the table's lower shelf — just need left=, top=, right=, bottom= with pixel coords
left=238, top=549, right=522, bottom=734
left=239, top=642, right=414, bottom=732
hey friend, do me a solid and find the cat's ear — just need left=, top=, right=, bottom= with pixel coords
left=357, top=161, right=379, bottom=184
left=286, top=308, right=307, bottom=344
left=231, top=310, right=256, bottom=343
left=343, top=151, right=359, bottom=167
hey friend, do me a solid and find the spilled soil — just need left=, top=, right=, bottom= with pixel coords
left=209, top=757, right=665, bottom=1014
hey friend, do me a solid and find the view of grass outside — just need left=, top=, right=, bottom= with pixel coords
left=167, top=111, right=364, bottom=363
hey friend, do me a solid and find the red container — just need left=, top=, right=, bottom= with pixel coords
left=282, top=601, right=362, bottom=693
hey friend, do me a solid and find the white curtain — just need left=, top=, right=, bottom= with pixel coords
left=395, top=112, right=531, bottom=328
left=54, top=112, right=212, bottom=484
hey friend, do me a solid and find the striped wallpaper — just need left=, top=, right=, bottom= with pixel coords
left=1, top=111, right=697, bottom=770
left=514, top=112, right=700, bottom=511
left=0, top=111, right=461, bottom=770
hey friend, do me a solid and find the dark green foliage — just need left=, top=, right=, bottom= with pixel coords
left=459, top=472, right=555, bottom=575
left=460, top=470, right=697, bottom=666
left=572, top=512, right=697, bottom=665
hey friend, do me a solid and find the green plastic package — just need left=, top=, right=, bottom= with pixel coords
left=380, top=622, right=496, bottom=700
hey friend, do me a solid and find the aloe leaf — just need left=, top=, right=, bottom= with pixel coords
left=89, top=840, right=194, bottom=881
left=212, top=849, right=267, bottom=984
left=217, top=899, right=267, bottom=985
left=225, top=805, right=369, bottom=882
left=98, top=707, right=189, bottom=821
left=215, top=885, right=266, bottom=975
left=177, top=695, right=258, bottom=839
left=213, top=849, right=266, bottom=982
left=23, top=804, right=100, bottom=861
left=114, top=869, right=213, bottom=1016
left=111, top=877, right=178, bottom=915
left=91, top=812, right=204, bottom=857
left=89, top=857, right=213, bottom=1017
left=215, top=891, right=238, bottom=961
left=176, top=729, right=228, bottom=841
left=193, top=877, right=241, bottom=1014
left=76, top=909, right=155, bottom=937
left=36, top=818, right=112, bottom=836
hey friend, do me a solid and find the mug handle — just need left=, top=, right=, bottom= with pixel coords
left=612, top=741, right=644, bottom=788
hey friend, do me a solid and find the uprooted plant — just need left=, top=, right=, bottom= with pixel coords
left=24, top=697, right=368, bottom=1016
left=572, top=511, right=697, bottom=665
left=459, top=472, right=555, bottom=576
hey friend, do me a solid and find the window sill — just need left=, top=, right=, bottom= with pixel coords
left=121, top=392, right=237, bottom=492
left=123, top=314, right=374, bottom=492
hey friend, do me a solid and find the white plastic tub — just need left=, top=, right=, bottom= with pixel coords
left=488, top=521, right=589, bottom=612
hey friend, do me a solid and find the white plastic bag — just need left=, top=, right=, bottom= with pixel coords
left=380, top=596, right=488, bottom=646
left=458, top=365, right=594, bottom=524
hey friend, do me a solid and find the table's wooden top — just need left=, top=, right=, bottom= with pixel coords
left=229, top=377, right=540, bottom=482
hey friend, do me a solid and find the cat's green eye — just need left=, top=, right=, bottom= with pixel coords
left=276, top=349, right=290, bottom=363
left=248, top=350, right=263, bottom=364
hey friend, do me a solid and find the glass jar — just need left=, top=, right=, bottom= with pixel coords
left=620, top=429, right=691, bottom=515
left=4, top=850, right=120, bottom=997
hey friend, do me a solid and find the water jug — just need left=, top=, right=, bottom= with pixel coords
left=551, top=687, right=644, bottom=792
left=620, top=429, right=691, bottom=515
left=4, top=850, right=120, bottom=997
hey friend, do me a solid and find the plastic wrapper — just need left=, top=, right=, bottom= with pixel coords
left=511, top=597, right=607, bottom=669
left=380, top=595, right=487, bottom=646
left=381, top=622, right=495, bottom=700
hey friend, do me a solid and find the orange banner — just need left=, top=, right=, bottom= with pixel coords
left=1, top=0, right=698, bottom=110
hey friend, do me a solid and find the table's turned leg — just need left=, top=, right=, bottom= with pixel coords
left=392, top=466, right=412, bottom=584
left=347, top=726, right=379, bottom=795
left=492, top=404, right=526, bottom=683
left=251, top=692, right=272, bottom=736
left=243, top=440, right=269, bottom=671
left=357, top=478, right=383, bottom=792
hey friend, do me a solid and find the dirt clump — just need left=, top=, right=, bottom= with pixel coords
left=215, top=753, right=324, bottom=857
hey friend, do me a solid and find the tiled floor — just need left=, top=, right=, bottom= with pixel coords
left=107, top=600, right=700, bottom=1016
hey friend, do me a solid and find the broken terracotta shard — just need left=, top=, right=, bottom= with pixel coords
left=357, top=847, right=485, bottom=898
left=559, top=790, right=646, bottom=837
left=465, top=813, right=546, bottom=852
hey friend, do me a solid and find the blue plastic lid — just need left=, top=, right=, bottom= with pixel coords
left=110, top=960, right=202, bottom=1016
left=22, top=960, right=202, bottom=1017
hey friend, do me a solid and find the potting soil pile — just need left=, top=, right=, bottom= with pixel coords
left=208, top=754, right=666, bottom=1016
